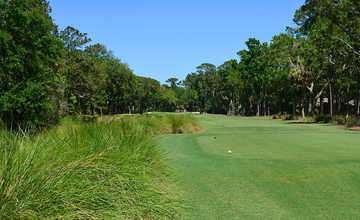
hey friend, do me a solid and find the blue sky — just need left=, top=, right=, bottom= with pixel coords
left=50, top=0, right=304, bottom=83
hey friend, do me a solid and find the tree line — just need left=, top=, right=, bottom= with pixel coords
left=0, top=0, right=177, bottom=129
left=176, top=0, right=360, bottom=119
left=1, top=0, right=360, bottom=129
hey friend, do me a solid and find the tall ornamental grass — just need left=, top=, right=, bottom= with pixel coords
left=0, top=114, right=200, bottom=219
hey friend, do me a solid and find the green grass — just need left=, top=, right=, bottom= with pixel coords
left=0, top=114, right=199, bottom=219
left=159, top=115, right=360, bottom=219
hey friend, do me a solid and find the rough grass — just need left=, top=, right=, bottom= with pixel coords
left=101, top=113, right=202, bottom=135
left=160, top=115, right=360, bottom=219
left=0, top=114, right=199, bottom=219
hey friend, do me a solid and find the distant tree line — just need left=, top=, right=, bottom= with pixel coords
left=178, top=0, right=360, bottom=119
left=0, top=0, right=177, bottom=129
left=1, top=0, right=360, bottom=129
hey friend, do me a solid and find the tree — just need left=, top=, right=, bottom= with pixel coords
left=105, top=59, right=136, bottom=114
left=157, top=86, right=177, bottom=112
left=59, top=26, right=91, bottom=114
left=294, top=0, right=360, bottom=117
left=134, top=77, right=161, bottom=113
left=166, top=77, right=179, bottom=89
left=237, top=38, right=268, bottom=116
left=0, top=0, right=62, bottom=129
left=82, top=44, right=112, bottom=115
left=218, top=59, right=242, bottom=115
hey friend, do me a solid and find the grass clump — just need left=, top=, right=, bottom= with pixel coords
left=164, top=114, right=201, bottom=134
left=0, top=114, right=200, bottom=219
left=272, top=113, right=299, bottom=121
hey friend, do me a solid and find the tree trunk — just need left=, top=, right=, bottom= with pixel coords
left=90, top=104, right=94, bottom=115
left=66, top=89, right=72, bottom=113
left=308, top=96, right=313, bottom=116
left=301, top=98, right=305, bottom=119
left=320, top=97, right=324, bottom=115
left=263, top=99, right=266, bottom=116
left=301, top=89, right=306, bottom=118
left=228, top=99, right=235, bottom=116
left=256, top=101, right=260, bottom=116
left=357, top=71, right=360, bottom=116
left=249, top=99, right=253, bottom=116
left=292, top=102, right=296, bottom=116
left=337, top=98, right=342, bottom=114
left=312, top=98, right=315, bottom=116
left=329, top=81, right=333, bottom=118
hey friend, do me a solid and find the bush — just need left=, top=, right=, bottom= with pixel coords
left=332, top=115, right=346, bottom=125
left=0, top=114, right=199, bottom=219
left=284, top=114, right=295, bottom=120
left=313, top=114, right=332, bottom=123
left=272, top=113, right=296, bottom=120
left=345, top=116, right=360, bottom=128
left=272, top=113, right=282, bottom=119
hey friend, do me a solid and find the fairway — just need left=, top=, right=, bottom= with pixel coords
left=159, top=115, right=360, bottom=219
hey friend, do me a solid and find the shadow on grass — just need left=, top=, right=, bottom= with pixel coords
left=286, top=121, right=345, bottom=128
left=285, top=121, right=317, bottom=125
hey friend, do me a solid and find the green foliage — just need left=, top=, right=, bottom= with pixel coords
left=58, top=27, right=178, bottom=116
left=0, top=0, right=62, bottom=129
left=0, top=114, right=199, bottom=219
left=106, top=60, right=136, bottom=114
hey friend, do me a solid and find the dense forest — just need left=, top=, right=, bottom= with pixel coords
left=1, top=0, right=360, bottom=129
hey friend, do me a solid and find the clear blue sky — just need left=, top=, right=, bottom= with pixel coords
left=50, top=0, right=304, bottom=83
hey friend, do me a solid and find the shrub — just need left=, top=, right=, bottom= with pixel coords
left=345, top=116, right=360, bottom=128
left=313, top=114, right=331, bottom=123
left=284, top=114, right=295, bottom=120
left=272, top=113, right=282, bottom=119
left=332, top=115, right=346, bottom=125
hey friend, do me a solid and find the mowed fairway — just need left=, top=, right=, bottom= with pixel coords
left=159, top=115, right=360, bottom=219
